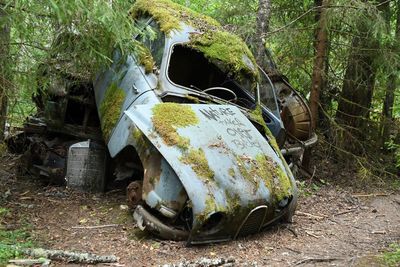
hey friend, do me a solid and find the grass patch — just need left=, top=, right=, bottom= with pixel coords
left=0, top=207, right=35, bottom=264
left=381, top=243, right=400, bottom=267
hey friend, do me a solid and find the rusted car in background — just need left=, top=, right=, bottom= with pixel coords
left=7, top=0, right=316, bottom=244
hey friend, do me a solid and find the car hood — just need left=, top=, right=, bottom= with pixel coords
left=125, top=103, right=295, bottom=243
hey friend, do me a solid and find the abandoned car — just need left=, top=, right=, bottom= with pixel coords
left=7, top=0, right=317, bottom=244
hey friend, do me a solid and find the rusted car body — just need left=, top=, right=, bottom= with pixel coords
left=8, top=0, right=316, bottom=244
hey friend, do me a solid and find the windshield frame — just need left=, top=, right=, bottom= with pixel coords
left=257, top=66, right=281, bottom=118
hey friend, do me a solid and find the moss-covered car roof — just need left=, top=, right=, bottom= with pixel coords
left=130, top=0, right=259, bottom=84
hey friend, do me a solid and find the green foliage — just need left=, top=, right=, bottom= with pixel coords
left=386, top=138, right=400, bottom=169
left=0, top=207, right=34, bottom=264
left=1, top=0, right=140, bottom=122
left=297, top=179, right=328, bottom=197
left=0, top=207, right=8, bottom=217
left=381, top=243, right=400, bottom=267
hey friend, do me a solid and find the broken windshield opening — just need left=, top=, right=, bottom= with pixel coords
left=167, top=44, right=256, bottom=109
left=258, top=68, right=280, bottom=117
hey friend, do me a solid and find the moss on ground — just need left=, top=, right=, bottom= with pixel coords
left=180, top=148, right=214, bottom=182
left=99, top=83, right=126, bottom=141
left=381, top=243, right=400, bottom=267
left=130, top=0, right=259, bottom=84
left=151, top=103, right=199, bottom=149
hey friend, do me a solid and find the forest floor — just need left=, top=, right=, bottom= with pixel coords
left=0, top=153, right=399, bottom=267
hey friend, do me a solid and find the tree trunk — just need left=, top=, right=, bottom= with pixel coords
left=302, top=0, right=330, bottom=172
left=335, top=1, right=381, bottom=152
left=254, top=0, right=272, bottom=69
left=309, top=0, right=330, bottom=130
left=381, top=0, right=400, bottom=146
left=0, top=6, right=10, bottom=141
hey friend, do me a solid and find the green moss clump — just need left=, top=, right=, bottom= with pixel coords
left=130, top=0, right=259, bottom=84
left=185, top=94, right=200, bottom=104
left=249, top=105, right=281, bottom=153
left=249, top=105, right=294, bottom=182
left=188, top=30, right=258, bottom=85
left=236, top=154, right=273, bottom=189
left=99, top=83, right=126, bottom=140
left=136, top=43, right=155, bottom=74
left=130, top=0, right=220, bottom=35
left=152, top=103, right=199, bottom=149
left=132, top=128, right=144, bottom=142
left=131, top=128, right=150, bottom=152
left=224, top=190, right=241, bottom=213
left=274, top=165, right=293, bottom=201
left=196, top=196, right=217, bottom=222
left=180, top=148, right=214, bottom=181
left=228, top=168, right=235, bottom=177
left=236, top=154, right=292, bottom=202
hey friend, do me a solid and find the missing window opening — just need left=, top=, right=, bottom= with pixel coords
left=168, top=45, right=255, bottom=109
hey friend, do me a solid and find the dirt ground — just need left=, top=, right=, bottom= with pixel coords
left=1, top=154, right=399, bottom=267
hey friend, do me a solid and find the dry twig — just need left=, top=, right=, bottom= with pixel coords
left=293, top=257, right=341, bottom=266
left=295, top=211, right=326, bottom=220
left=72, top=224, right=120, bottom=230
left=352, top=193, right=390, bottom=198
left=334, top=207, right=359, bottom=216
left=10, top=247, right=119, bottom=264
